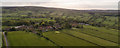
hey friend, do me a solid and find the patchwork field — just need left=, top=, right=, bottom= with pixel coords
left=0, top=32, right=2, bottom=47
left=6, top=31, right=55, bottom=46
left=42, top=26, right=118, bottom=46
left=60, top=29, right=118, bottom=46
left=2, top=6, right=119, bottom=47
left=4, top=25, right=118, bottom=46
left=43, top=31, right=96, bottom=46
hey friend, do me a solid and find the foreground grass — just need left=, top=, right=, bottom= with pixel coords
left=43, top=31, right=96, bottom=46
left=83, top=25, right=118, bottom=36
left=81, top=25, right=118, bottom=43
left=61, top=29, right=118, bottom=46
left=0, top=32, right=2, bottom=47
left=7, top=31, right=55, bottom=46
left=5, top=25, right=119, bottom=46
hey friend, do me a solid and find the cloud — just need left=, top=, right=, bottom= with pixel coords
left=1, top=0, right=119, bottom=10
left=1, top=0, right=51, bottom=2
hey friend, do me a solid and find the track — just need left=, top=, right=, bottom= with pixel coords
left=3, top=32, right=9, bottom=48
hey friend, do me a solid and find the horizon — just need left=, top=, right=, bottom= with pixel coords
left=1, top=6, right=118, bottom=10
left=1, top=0, right=119, bottom=10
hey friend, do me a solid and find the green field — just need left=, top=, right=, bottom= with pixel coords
left=83, top=25, right=118, bottom=36
left=7, top=31, right=55, bottom=46
left=43, top=31, right=96, bottom=46
left=60, top=29, right=118, bottom=46
left=43, top=26, right=118, bottom=46
left=71, top=25, right=119, bottom=43
left=0, top=32, right=2, bottom=47
left=5, top=25, right=119, bottom=46
left=2, top=7, right=119, bottom=47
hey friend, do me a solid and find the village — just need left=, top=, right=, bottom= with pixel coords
left=2, top=22, right=90, bottom=35
left=2, top=6, right=118, bottom=47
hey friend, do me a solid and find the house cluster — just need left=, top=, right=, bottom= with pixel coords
left=3, top=22, right=85, bottom=32
left=79, top=23, right=89, bottom=25
left=3, top=24, right=62, bottom=32
left=39, top=24, right=62, bottom=32
left=3, top=25, right=32, bottom=31
left=71, top=23, right=79, bottom=27
left=39, top=26, right=53, bottom=32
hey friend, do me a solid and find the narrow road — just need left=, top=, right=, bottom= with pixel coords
left=3, top=32, right=8, bottom=46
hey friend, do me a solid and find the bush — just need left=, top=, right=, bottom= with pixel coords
left=10, top=27, right=16, bottom=31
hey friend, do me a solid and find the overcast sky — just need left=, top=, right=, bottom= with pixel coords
left=1, top=0, right=119, bottom=10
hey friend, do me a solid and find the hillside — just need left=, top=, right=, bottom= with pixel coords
left=2, top=6, right=119, bottom=47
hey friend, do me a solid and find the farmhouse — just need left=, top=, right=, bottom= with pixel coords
left=15, top=25, right=27, bottom=28
left=79, top=23, right=89, bottom=25
left=14, top=25, right=28, bottom=31
left=39, top=26, right=53, bottom=32
left=71, top=23, right=78, bottom=27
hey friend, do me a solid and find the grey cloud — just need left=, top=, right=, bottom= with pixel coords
left=1, top=0, right=119, bottom=10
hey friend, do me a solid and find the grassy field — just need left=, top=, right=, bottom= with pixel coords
left=60, top=29, right=118, bottom=46
left=5, top=25, right=118, bottom=46
left=22, top=18, right=55, bottom=22
left=102, top=16, right=118, bottom=26
left=2, top=7, right=119, bottom=47
left=7, top=31, right=55, bottom=46
left=83, top=25, right=118, bottom=36
left=75, top=25, right=118, bottom=43
left=43, top=31, right=96, bottom=46
left=0, top=32, right=2, bottom=47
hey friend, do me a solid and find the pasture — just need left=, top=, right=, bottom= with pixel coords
left=43, top=31, right=96, bottom=46
left=7, top=31, right=55, bottom=46
left=60, top=29, right=118, bottom=46
left=0, top=32, right=2, bottom=47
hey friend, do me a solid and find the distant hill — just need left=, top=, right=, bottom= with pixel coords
left=2, top=6, right=118, bottom=29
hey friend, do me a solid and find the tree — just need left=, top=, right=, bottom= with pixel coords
left=5, top=32, right=8, bottom=36
left=10, top=27, right=16, bottom=31
left=76, top=25, right=83, bottom=28
left=28, top=13, right=32, bottom=16
left=62, top=22, right=72, bottom=29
